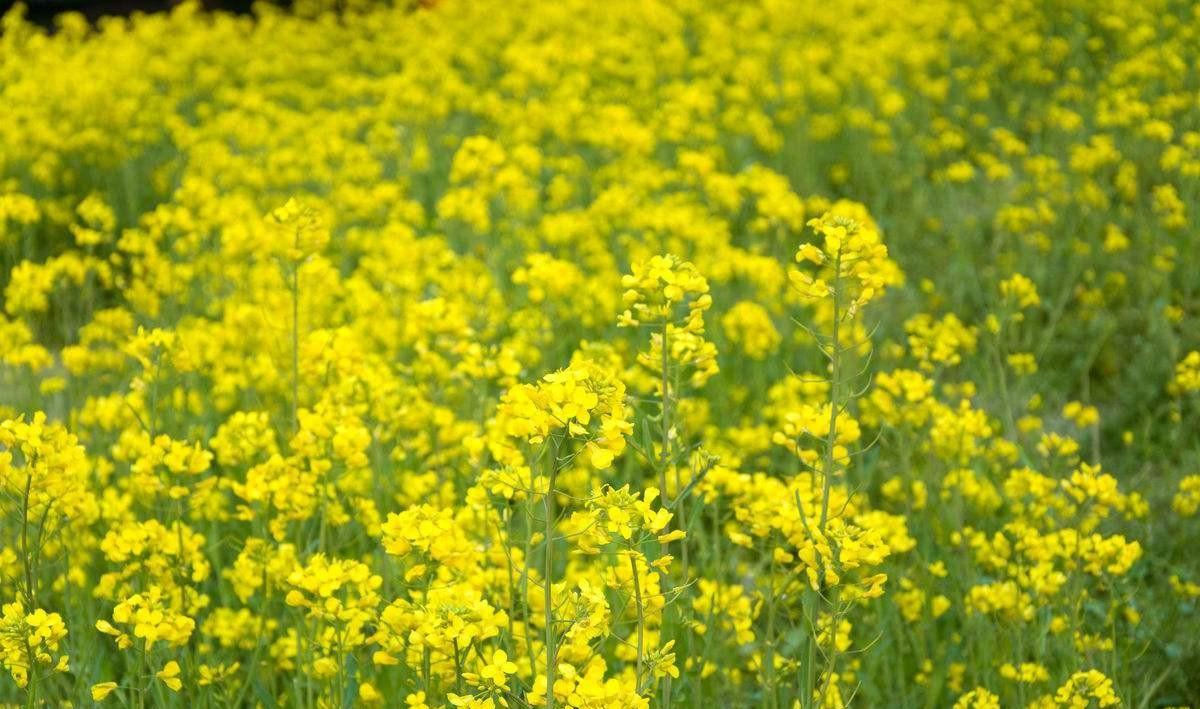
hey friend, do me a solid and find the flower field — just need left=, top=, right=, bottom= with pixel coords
left=2, top=0, right=1200, bottom=706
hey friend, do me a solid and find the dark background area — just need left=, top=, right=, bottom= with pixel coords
left=1, top=0, right=271, bottom=25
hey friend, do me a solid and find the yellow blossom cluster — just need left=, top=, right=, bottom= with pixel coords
left=0, top=0, right=1198, bottom=705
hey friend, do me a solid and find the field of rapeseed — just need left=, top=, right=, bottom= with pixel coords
left=2, top=0, right=1200, bottom=706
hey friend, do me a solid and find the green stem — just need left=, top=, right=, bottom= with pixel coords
left=543, top=436, right=560, bottom=709
left=630, top=552, right=645, bottom=690
left=818, top=250, right=843, bottom=533
left=803, top=590, right=818, bottom=709
left=20, top=470, right=37, bottom=607
left=24, top=637, right=37, bottom=709
left=454, top=641, right=464, bottom=695
left=523, top=501, right=535, bottom=674
left=291, top=251, right=301, bottom=436
left=659, top=321, right=671, bottom=498
left=764, top=562, right=777, bottom=709
left=808, top=249, right=844, bottom=709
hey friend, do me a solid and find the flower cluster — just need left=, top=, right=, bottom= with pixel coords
left=0, top=0, right=1197, bottom=705
left=0, top=602, right=68, bottom=688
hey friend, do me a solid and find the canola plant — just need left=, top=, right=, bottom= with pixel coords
left=1, top=0, right=1199, bottom=706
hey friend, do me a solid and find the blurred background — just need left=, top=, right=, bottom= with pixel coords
left=2, top=0, right=266, bottom=24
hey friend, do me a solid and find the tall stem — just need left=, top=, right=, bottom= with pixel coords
left=291, top=242, right=301, bottom=437
left=818, top=250, right=843, bottom=533
left=20, top=470, right=36, bottom=607
left=659, top=321, right=671, bottom=497
left=230, top=535, right=272, bottom=708
left=24, top=637, right=37, bottom=709
left=658, top=322, right=675, bottom=709
left=543, top=436, right=560, bottom=709
left=803, top=591, right=818, bottom=709
left=523, top=501, right=535, bottom=674
left=805, top=250, right=844, bottom=709
left=630, top=552, right=645, bottom=688
left=764, top=552, right=777, bottom=709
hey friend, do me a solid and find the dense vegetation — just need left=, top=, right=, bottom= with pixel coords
left=1, top=0, right=1199, bottom=706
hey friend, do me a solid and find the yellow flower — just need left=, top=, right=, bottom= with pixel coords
left=478, top=649, right=518, bottom=690
left=91, top=682, right=119, bottom=701
left=157, top=661, right=183, bottom=692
